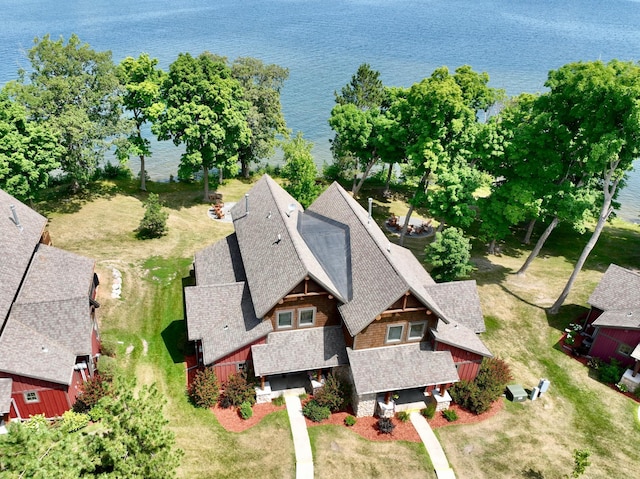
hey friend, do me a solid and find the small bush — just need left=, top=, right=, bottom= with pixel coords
left=396, top=411, right=410, bottom=423
left=442, top=409, right=458, bottom=422
left=99, top=338, right=118, bottom=357
left=272, top=395, right=286, bottom=407
left=73, top=375, right=111, bottom=412
left=344, top=415, right=357, bottom=427
left=224, top=372, right=256, bottom=407
left=88, top=403, right=107, bottom=422
left=219, top=395, right=232, bottom=409
left=450, top=357, right=513, bottom=414
left=58, top=410, right=89, bottom=433
left=587, top=357, right=603, bottom=370
left=298, top=393, right=308, bottom=401
left=190, top=367, right=220, bottom=408
left=377, top=417, right=395, bottom=434
left=598, top=358, right=624, bottom=384
left=137, top=192, right=168, bottom=239
left=421, top=403, right=437, bottom=420
left=302, top=400, right=331, bottom=422
left=635, top=385, right=640, bottom=399
left=239, top=401, right=253, bottom=420
left=314, top=372, right=351, bottom=412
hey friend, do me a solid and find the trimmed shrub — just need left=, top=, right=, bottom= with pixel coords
left=239, top=401, right=253, bottom=420
left=219, top=395, right=232, bottom=409
left=190, top=367, right=220, bottom=408
left=442, top=409, right=458, bottom=422
left=450, top=357, right=513, bottom=414
left=396, top=411, right=410, bottom=423
left=224, top=372, right=256, bottom=407
left=73, top=375, right=111, bottom=412
left=314, top=372, right=351, bottom=412
left=421, top=403, right=437, bottom=420
left=58, top=410, right=89, bottom=433
left=137, top=192, right=168, bottom=239
left=272, top=395, right=286, bottom=407
left=377, top=417, right=395, bottom=434
left=298, top=393, right=308, bottom=401
left=302, top=400, right=331, bottom=422
left=598, top=358, right=624, bottom=384
left=344, top=415, right=357, bottom=427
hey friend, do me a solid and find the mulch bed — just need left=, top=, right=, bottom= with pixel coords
left=211, top=398, right=504, bottom=441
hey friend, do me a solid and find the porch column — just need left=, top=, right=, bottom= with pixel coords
left=440, top=384, right=448, bottom=396
left=260, top=376, right=265, bottom=390
left=633, top=360, right=640, bottom=378
left=384, top=391, right=392, bottom=405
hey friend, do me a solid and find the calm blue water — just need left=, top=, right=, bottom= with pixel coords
left=2, top=0, right=640, bottom=221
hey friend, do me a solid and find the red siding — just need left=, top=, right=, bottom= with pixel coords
left=212, top=336, right=267, bottom=383
left=91, top=327, right=101, bottom=357
left=590, top=327, right=640, bottom=368
left=435, top=342, right=484, bottom=382
left=0, top=373, right=71, bottom=419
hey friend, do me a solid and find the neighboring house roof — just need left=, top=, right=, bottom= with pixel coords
left=230, top=175, right=343, bottom=319
left=588, top=264, right=640, bottom=311
left=431, top=319, right=493, bottom=358
left=0, top=378, right=12, bottom=414
left=347, top=344, right=459, bottom=395
left=425, top=281, right=485, bottom=333
left=0, top=189, right=47, bottom=324
left=591, top=309, right=640, bottom=330
left=0, top=318, right=76, bottom=385
left=251, top=326, right=348, bottom=376
left=185, top=282, right=272, bottom=365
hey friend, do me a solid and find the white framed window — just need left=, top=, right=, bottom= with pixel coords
left=298, top=307, right=316, bottom=327
left=617, top=343, right=633, bottom=356
left=236, top=362, right=247, bottom=372
left=277, top=310, right=294, bottom=329
left=386, top=324, right=404, bottom=343
left=408, top=321, right=427, bottom=341
left=23, top=391, right=40, bottom=404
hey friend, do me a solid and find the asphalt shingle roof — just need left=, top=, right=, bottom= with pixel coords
left=194, top=233, right=246, bottom=286
left=251, top=326, right=348, bottom=376
left=185, top=282, right=272, bottom=365
left=425, top=281, right=485, bottom=333
left=230, top=175, right=342, bottom=319
left=592, top=309, right=640, bottom=330
left=431, top=319, right=493, bottom=357
left=0, top=378, right=12, bottom=414
left=588, top=264, right=640, bottom=311
left=0, top=189, right=47, bottom=324
left=347, top=344, right=459, bottom=395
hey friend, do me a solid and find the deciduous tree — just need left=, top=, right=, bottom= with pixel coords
left=281, top=132, right=321, bottom=208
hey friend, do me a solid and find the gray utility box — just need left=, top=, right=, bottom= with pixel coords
left=506, top=384, right=527, bottom=402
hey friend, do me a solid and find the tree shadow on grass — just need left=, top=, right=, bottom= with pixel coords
left=545, top=304, right=589, bottom=333
left=161, top=319, right=192, bottom=365
left=522, top=468, right=545, bottom=479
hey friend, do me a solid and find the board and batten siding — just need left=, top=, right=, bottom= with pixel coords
left=590, top=327, right=640, bottom=368
left=435, top=342, right=484, bottom=382
left=213, top=336, right=267, bottom=383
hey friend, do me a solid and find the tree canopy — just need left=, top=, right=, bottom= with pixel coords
left=281, top=132, right=321, bottom=208
left=424, top=226, right=474, bottom=282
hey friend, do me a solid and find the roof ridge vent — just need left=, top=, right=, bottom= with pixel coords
left=10, top=205, right=23, bottom=231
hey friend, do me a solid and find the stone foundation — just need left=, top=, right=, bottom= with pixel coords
left=354, top=393, right=376, bottom=417
left=432, top=388, right=452, bottom=411
left=620, top=369, right=640, bottom=393
left=255, top=382, right=272, bottom=404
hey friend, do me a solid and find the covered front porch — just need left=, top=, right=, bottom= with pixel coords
left=376, top=386, right=453, bottom=417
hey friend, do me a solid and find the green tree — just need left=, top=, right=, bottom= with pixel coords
left=0, top=89, right=62, bottom=202
left=153, top=53, right=251, bottom=200
left=281, top=132, right=321, bottom=208
left=137, top=192, right=168, bottom=239
left=424, top=227, right=474, bottom=282
left=117, top=54, right=165, bottom=191
left=9, top=34, right=128, bottom=188
left=571, top=449, right=591, bottom=478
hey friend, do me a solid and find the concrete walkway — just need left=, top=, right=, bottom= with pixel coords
left=410, top=412, right=456, bottom=479
left=285, top=395, right=314, bottom=479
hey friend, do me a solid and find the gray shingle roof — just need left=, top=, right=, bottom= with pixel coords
left=592, top=309, right=640, bottom=330
left=194, top=233, right=246, bottom=286
left=251, top=326, right=348, bottom=376
left=185, top=282, right=272, bottom=365
left=0, top=318, right=75, bottom=385
left=431, top=319, right=493, bottom=357
left=425, top=281, right=485, bottom=333
left=588, top=264, right=640, bottom=311
left=0, top=378, right=12, bottom=414
left=230, top=175, right=342, bottom=319
left=0, top=189, right=47, bottom=323
left=347, top=344, right=459, bottom=395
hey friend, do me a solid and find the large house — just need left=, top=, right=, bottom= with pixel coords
left=583, top=264, right=640, bottom=387
left=0, top=189, right=100, bottom=425
left=186, top=175, right=491, bottom=416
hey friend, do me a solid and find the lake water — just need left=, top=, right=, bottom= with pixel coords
left=2, top=0, right=640, bottom=221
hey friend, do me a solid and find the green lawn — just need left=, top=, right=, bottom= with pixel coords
left=41, top=178, right=640, bottom=479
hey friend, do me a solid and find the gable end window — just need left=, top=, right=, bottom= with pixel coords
left=298, top=307, right=316, bottom=327
left=617, top=343, right=633, bottom=357
left=386, top=324, right=404, bottom=344
left=277, top=310, right=294, bottom=329
left=408, top=321, right=427, bottom=341
left=24, top=391, right=40, bottom=404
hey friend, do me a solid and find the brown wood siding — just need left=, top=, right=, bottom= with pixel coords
left=590, top=327, right=640, bottom=368
left=265, top=294, right=340, bottom=331
left=354, top=311, right=438, bottom=350
left=0, top=373, right=71, bottom=419
left=435, top=343, right=484, bottom=382
left=213, top=336, right=267, bottom=382
left=342, top=322, right=354, bottom=348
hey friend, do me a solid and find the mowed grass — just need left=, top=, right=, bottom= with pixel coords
left=41, top=178, right=640, bottom=479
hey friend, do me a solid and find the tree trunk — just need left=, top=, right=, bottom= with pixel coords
left=139, top=154, right=146, bottom=191
left=351, top=157, right=378, bottom=198
left=203, top=166, right=210, bottom=202
left=487, top=239, right=496, bottom=255
left=549, top=168, right=620, bottom=314
left=517, top=216, right=559, bottom=276
left=399, top=169, right=430, bottom=246
left=523, top=218, right=536, bottom=244
left=383, top=162, right=394, bottom=197
left=218, top=166, right=224, bottom=185
left=241, top=157, right=250, bottom=178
